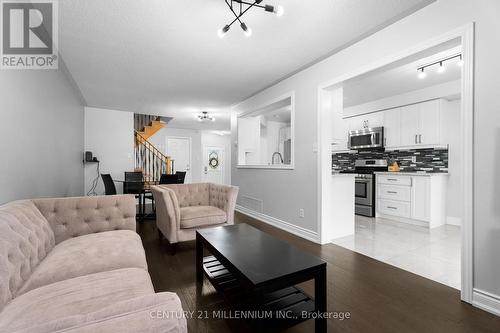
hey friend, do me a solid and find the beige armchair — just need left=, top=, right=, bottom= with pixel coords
left=151, top=183, right=239, bottom=252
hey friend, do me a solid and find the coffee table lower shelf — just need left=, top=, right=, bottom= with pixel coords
left=202, top=256, right=316, bottom=331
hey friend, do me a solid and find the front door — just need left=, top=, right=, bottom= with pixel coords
left=202, top=146, right=225, bottom=184
left=166, top=137, right=191, bottom=183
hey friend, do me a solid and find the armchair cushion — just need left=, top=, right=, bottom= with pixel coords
left=180, top=206, right=227, bottom=229
left=0, top=268, right=154, bottom=333
left=18, top=230, right=148, bottom=295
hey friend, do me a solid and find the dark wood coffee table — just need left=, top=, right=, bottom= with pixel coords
left=196, top=223, right=327, bottom=332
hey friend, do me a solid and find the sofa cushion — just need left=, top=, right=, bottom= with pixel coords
left=14, top=293, right=186, bottom=333
left=0, top=268, right=154, bottom=333
left=33, top=195, right=137, bottom=245
left=18, top=230, right=148, bottom=295
left=0, top=200, right=55, bottom=311
left=179, top=206, right=227, bottom=229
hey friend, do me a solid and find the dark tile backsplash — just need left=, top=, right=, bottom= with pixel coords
left=332, top=148, right=448, bottom=173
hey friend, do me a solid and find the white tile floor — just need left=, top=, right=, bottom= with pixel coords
left=332, top=215, right=461, bottom=289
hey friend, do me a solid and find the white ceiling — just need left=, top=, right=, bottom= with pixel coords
left=343, top=39, right=462, bottom=107
left=59, top=0, right=434, bottom=130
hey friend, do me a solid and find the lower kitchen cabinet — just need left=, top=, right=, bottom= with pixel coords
left=375, top=173, right=448, bottom=228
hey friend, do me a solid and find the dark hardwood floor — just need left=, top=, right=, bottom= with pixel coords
left=137, top=213, right=500, bottom=333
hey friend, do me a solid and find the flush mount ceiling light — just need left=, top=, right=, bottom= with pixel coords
left=217, top=0, right=284, bottom=38
left=197, top=111, right=215, bottom=122
left=416, top=53, right=462, bottom=79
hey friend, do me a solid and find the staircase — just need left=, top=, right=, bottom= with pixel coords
left=134, top=114, right=174, bottom=182
left=134, top=114, right=166, bottom=140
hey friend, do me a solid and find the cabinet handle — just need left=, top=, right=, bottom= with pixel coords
left=387, top=206, right=398, bottom=210
left=419, top=134, right=422, bottom=144
left=415, top=134, right=417, bottom=144
left=387, top=179, right=398, bottom=181
left=387, top=191, right=398, bottom=194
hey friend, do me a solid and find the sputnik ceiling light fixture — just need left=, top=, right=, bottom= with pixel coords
left=417, top=53, right=462, bottom=79
left=197, top=111, right=215, bottom=122
left=218, top=0, right=284, bottom=38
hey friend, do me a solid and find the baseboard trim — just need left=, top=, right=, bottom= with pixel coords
left=472, top=289, right=500, bottom=316
left=236, top=205, right=320, bottom=244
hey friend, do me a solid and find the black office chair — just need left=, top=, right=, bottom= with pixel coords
left=123, top=171, right=143, bottom=194
left=101, top=174, right=117, bottom=195
left=175, top=171, right=186, bottom=184
left=159, top=174, right=180, bottom=184
left=124, top=171, right=154, bottom=220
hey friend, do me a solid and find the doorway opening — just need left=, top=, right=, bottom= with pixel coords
left=317, top=24, right=474, bottom=302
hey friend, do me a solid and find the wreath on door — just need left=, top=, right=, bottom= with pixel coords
left=208, top=152, right=219, bottom=169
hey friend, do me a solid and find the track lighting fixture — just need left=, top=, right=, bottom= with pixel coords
left=418, top=68, right=427, bottom=79
left=437, top=62, right=446, bottom=73
left=217, top=0, right=283, bottom=38
left=417, top=53, right=462, bottom=79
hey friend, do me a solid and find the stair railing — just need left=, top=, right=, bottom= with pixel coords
left=134, top=131, right=173, bottom=183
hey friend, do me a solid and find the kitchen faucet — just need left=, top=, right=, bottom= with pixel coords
left=272, top=152, right=284, bottom=164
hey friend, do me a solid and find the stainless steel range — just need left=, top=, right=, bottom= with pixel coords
left=340, top=159, right=388, bottom=217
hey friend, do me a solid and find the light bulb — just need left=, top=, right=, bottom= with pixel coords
left=217, top=25, right=230, bottom=39
left=437, top=62, right=446, bottom=73
left=240, top=22, right=252, bottom=37
left=418, top=69, right=426, bottom=79
left=275, top=5, right=284, bottom=17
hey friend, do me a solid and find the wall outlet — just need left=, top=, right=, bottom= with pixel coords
left=411, top=156, right=417, bottom=163
left=299, top=208, right=305, bottom=218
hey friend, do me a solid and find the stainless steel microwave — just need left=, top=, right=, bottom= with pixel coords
left=348, top=127, right=384, bottom=150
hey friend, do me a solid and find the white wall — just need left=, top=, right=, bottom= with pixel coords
left=148, top=127, right=202, bottom=183
left=0, top=69, right=84, bottom=204
left=231, top=0, right=500, bottom=300
left=84, top=107, right=134, bottom=194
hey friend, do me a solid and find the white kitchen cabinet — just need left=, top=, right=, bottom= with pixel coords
left=382, top=108, right=401, bottom=148
left=376, top=173, right=447, bottom=228
left=399, top=100, right=442, bottom=147
left=411, top=176, right=430, bottom=221
left=400, top=104, right=420, bottom=146
left=346, top=113, right=383, bottom=131
left=418, top=100, right=441, bottom=145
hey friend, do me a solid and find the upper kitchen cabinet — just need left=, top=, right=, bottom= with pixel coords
left=382, top=108, right=401, bottom=148
left=418, top=100, right=441, bottom=145
left=400, top=104, right=420, bottom=146
left=347, top=112, right=383, bottom=131
left=399, top=99, right=442, bottom=148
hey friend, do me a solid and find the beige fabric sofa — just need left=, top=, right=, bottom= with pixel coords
left=0, top=195, right=186, bottom=333
left=151, top=183, right=239, bottom=246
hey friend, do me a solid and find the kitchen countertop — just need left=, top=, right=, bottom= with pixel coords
left=374, top=171, right=449, bottom=177
left=331, top=172, right=356, bottom=176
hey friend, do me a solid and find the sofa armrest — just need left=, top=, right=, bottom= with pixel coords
left=33, top=195, right=137, bottom=244
left=15, top=292, right=187, bottom=333
left=209, top=184, right=239, bottom=225
left=151, top=186, right=181, bottom=243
